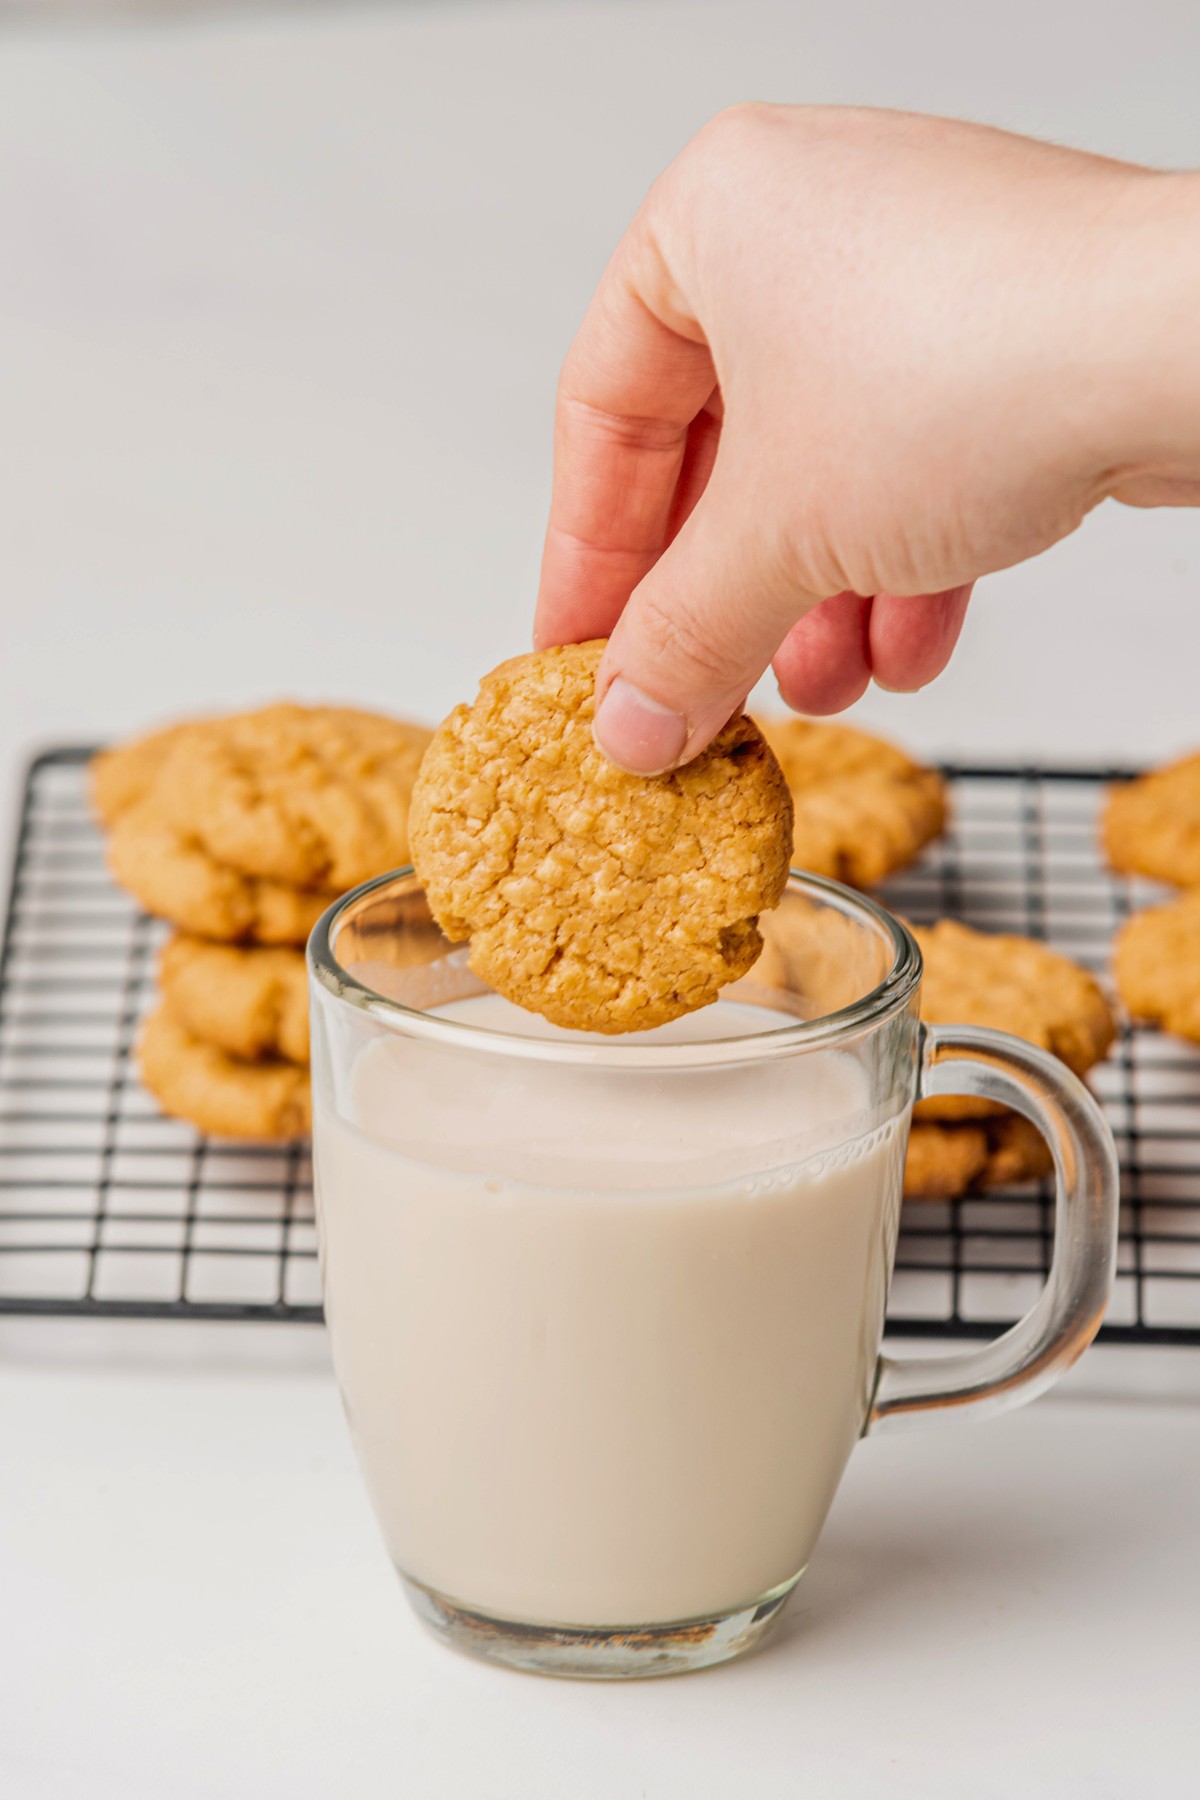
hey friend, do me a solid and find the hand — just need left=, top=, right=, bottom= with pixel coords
left=534, top=105, right=1200, bottom=772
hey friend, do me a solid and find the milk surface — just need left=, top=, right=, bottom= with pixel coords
left=313, top=993, right=907, bottom=1626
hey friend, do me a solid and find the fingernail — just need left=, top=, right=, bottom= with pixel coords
left=593, top=676, right=688, bottom=775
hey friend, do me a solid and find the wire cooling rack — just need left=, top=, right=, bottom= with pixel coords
left=0, top=751, right=320, bottom=1323
left=0, top=747, right=1197, bottom=1344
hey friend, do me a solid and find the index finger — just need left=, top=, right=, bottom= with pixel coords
left=533, top=242, right=716, bottom=651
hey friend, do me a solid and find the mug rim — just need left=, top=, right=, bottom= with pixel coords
left=308, top=867, right=922, bottom=1069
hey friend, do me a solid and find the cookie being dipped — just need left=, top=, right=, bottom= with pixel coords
left=409, top=641, right=793, bottom=1033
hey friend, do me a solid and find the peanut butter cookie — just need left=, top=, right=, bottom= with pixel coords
left=158, top=935, right=309, bottom=1065
left=410, top=641, right=793, bottom=1033
left=1113, top=888, right=1200, bottom=1042
left=138, top=1007, right=311, bottom=1140
left=904, top=1113, right=1053, bottom=1200
left=753, top=715, right=946, bottom=887
left=108, top=807, right=335, bottom=945
left=913, top=919, right=1116, bottom=1121
left=757, top=908, right=1115, bottom=1121
left=1103, top=755, right=1200, bottom=887
left=90, top=721, right=202, bottom=827
left=148, top=704, right=432, bottom=889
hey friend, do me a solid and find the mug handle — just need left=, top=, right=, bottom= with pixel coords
left=867, top=1022, right=1119, bottom=1435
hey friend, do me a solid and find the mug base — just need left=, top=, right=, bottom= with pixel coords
left=400, top=1569, right=804, bottom=1679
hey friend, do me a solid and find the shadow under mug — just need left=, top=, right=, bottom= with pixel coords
left=308, top=870, right=1118, bottom=1679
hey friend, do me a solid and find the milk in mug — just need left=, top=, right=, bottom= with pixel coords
left=313, top=993, right=907, bottom=1627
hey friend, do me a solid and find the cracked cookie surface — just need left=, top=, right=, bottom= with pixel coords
left=753, top=715, right=946, bottom=887
left=138, top=1007, right=311, bottom=1140
left=118, top=704, right=432, bottom=890
left=1103, top=755, right=1200, bottom=886
left=410, top=641, right=793, bottom=1033
left=912, top=919, right=1116, bottom=1121
left=158, top=935, right=309, bottom=1064
left=1113, top=889, right=1200, bottom=1042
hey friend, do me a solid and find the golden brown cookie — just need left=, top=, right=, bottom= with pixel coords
left=410, top=641, right=794, bottom=1034
left=147, top=704, right=432, bottom=889
left=108, top=807, right=336, bottom=945
left=904, top=1113, right=1053, bottom=1200
left=904, top=1119, right=989, bottom=1200
left=158, top=935, right=309, bottom=1065
left=90, top=721, right=202, bottom=828
left=754, top=908, right=1115, bottom=1119
left=912, top=919, right=1116, bottom=1121
left=754, top=715, right=946, bottom=887
left=1113, top=889, right=1200, bottom=1042
left=755, top=895, right=898, bottom=1020
left=138, top=1007, right=311, bottom=1140
left=1103, top=755, right=1200, bottom=887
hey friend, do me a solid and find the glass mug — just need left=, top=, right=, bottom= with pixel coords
left=309, top=870, right=1118, bottom=1679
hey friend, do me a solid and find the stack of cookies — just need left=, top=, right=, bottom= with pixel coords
left=1106, top=755, right=1200, bottom=1047
left=91, top=703, right=432, bottom=1140
left=905, top=920, right=1117, bottom=1199
left=757, top=909, right=1116, bottom=1199
left=752, top=719, right=1120, bottom=1196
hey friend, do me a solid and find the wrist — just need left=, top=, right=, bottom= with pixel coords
left=1086, top=169, right=1200, bottom=494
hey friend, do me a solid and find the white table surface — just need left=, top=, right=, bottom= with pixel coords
left=2, top=3, right=1200, bottom=1795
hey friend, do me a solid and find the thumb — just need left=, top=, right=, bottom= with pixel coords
left=592, top=471, right=820, bottom=773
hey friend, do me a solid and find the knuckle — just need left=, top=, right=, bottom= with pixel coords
left=673, top=104, right=775, bottom=199
left=700, top=100, right=777, bottom=149
left=769, top=512, right=852, bottom=604
left=559, top=395, right=686, bottom=456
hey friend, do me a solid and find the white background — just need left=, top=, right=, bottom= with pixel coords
left=2, top=3, right=1200, bottom=1795
left=1, top=0, right=1200, bottom=803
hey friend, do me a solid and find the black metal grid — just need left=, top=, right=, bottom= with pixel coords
left=0, top=747, right=1198, bottom=1345
left=0, top=750, right=320, bottom=1323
